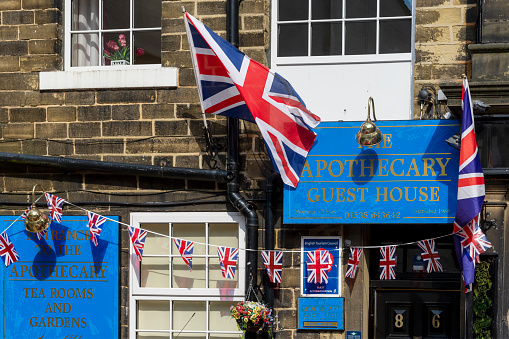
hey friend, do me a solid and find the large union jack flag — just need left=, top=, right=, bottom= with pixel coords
left=346, top=247, right=363, bottom=279
left=45, top=193, right=65, bottom=223
left=0, top=231, right=19, bottom=267
left=379, top=246, right=396, bottom=280
left=128, top=226, right=148, bottom=261
left=453, top=78, right=488, bottom=288
left=87, top=211, right=106, bottom=246
left=217, top=246, right=239, bottom=279
left=417, top=239, right=443, bottom=273
left=261, top=250, right=283, bottom=283
left=184, top=12, right=320, bottom=187
left=174, top=238, right=194, bottom=271
left=306, top=249, right=332, bottom=284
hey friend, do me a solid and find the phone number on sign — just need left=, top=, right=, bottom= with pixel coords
left=344, top=211, right=401, bottom=219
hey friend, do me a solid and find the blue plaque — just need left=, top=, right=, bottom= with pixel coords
left=346, top=330, right=362, bottom=339
left=0, top=215, right=119, bottom=339
left=285, top=120, right=461, bottom=224
left=297, top=297, right=344, bottom=330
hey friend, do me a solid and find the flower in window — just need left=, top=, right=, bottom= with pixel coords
left=103, top=34, right=145, bottom=63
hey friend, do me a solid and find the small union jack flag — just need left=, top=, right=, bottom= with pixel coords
left=20, top=206, right=31, bottom=220
left=174, top=238, right=194, bottom=271
left=454, top=215, right=492, bottom=264
left=261, top=250, right=283, bottom=283
left=217, top=246, right=239, bottom=279
left=417, top=239, right=443, bottom=273
left=346, top=247, right=363, bottom=279
left=87, top=211, right=107, bottom=246
left=35, top=230, right=47, bottom=241
left=128, top=226, right=148, bottom=261
left=45, top=193, right=65, bottom=223
left=0, top=231, right=19, bottom=267
left=306, top=249, right=332, bottom=284
left=379, top=246, right=397, bottom=280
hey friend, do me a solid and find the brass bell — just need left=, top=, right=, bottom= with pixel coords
left=24, top=184, right=50, bottom=233
left=356, top=97, right=382, bottom=146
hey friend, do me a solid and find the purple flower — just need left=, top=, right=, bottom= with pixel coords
left=118, top=34, right=127, bottom=47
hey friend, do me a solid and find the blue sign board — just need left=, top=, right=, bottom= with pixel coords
left=301, top=237, right=341, bottom=297
left=297, top=297, right=344, bottom=330
left=285, top=120, right=461, bottom=224
left=0, top=216, right=119, bottom=339
left=346, top=330, right=362, bottom=339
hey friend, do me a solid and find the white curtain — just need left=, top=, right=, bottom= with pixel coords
left=72, top=0, right=100, bottom=66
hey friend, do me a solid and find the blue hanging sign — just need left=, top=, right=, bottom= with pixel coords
left=284, top=120, right=461, bottom=224
left=0, top=215, right=119, bottom=339
left=297, top=297, right=344, bottom=330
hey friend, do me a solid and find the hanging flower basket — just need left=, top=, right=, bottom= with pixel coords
left=230, top=301, right=274, bottom=335
left=236, top=318, right=263, bottom=332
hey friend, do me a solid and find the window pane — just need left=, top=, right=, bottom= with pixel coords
left=71, top=33, right=100, bottom=66
left=103, top=0, right=130, bottom=29
left=72, top=0, right=99, bottom=30
left=137, top=332, right=170, bottom=339
left=312, top=22, right=342, bottom=56
left=141, top=223, right=169, bottom=255
left=379, top=19, right=411, bottom=53
left=209, top=259, right=238, bottom=288
left=210, top=301, right=239, bottom=331
left=312, top=0, right=342, bottom=19
left=173, top=301, right=206, bottom=331
left=279, top=0, right=308, bottom=21
left=172, top=223, right=206, bottom=255
left=172, top=335, right=205, bottom=339
left=346, top=0, right=376, bottom=18
left=134, top=31, right=162, bottom=65
left=134, top=0, right=161, bottom=28
left=345, top=21, right=376, bottom=55
left=278, top=23, right=308, bottom=57
left=210, top=335, right=241, bottom=339
left=138, top=300, right=170, bottom=330
left=172, top=257, right=206, bottom=288
left=208, top=223, right=238, bottom=255
left=140, top=257, right=169, bottom=288
left=380, top=0, right=412, bottom=17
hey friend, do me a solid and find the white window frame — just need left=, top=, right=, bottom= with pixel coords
left=39, top=0, right=177, bottom=90
left=129, top=212, right=246, bottom=339
left=271, top=0, right=415, bottom=66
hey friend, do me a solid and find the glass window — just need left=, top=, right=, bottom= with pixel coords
left=476, top=120, right=509, bottom=169
left=130, top=213, right=245, bottom=338
left=69, top=0, right=161, bottom=67
left=276, top=0, right=413, bottom=58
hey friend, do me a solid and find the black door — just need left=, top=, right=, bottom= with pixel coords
left=375, top=289, right=461, bottom=339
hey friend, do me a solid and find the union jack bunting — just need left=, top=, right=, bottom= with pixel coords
left=217, top=246, right=239, bottom=279
left=35, top=230, right=47, bottom=241
left=0, top=231, right=19, bottom=267
left=45, top=193, right=65, bottom=223
left=306, top=249, right=332, bottom=284
left=454, top=215, right=492, bottom=264
left=345, top=247, right=363, bottom=279
left=87, top=211, right=107, bottom=246
left=184, top=12, right=321, bottom=187
left=453, top=77, right=487, bottom=287
left=173, top=238, right=194, bottom=271
left=379, top=246, right=396, bottom=280
left=128, top=226, right=148, bottom=261
left=261, top=250, right=283, bottom=283
left=417, top=239, right=443, bottom=273
left=20, top=206, right=31, bottom=220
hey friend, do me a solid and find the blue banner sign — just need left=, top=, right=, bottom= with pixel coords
left=346, top=331, right=362, bottom=339
left=285, top=120, right=460, bottom=224
left=0, top=215, right=119, bottom=339
left=297, top=297, right=344, bottom=330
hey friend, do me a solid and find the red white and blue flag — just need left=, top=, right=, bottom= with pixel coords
left=217, top=246, right=239, bottom=279
left=306, top=249, right=332, bottom=284
left=261, top=250, right=283, bottom=283
left=453, top=78, right=490, bottom=288
left=174, top=238, right=194, bottom=271
left=346, top=247, right=363, bottom=279
left=454, top=215, right=492, bottom=264
left=379, top=246, right=396, bottom=280
left=128, top=226, right=148, bottom=261
left=0, top=231, right=19, bottom=267
left=45, top=193, right=65, bottom=223
left=20, top=206, right=31, bottom=220
left=184, top=12, right=321, bottom=187
left=87, top=211, right=106, bottom=246
left=417, top=239, right=443, bottom=273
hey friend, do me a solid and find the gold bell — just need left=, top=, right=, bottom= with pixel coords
left=24, top=184, right=50, bottom=233
left=356, top=97, right=382, bottom=146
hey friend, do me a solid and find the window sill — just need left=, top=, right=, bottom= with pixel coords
left=39, top=65, right=178, bottom=90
